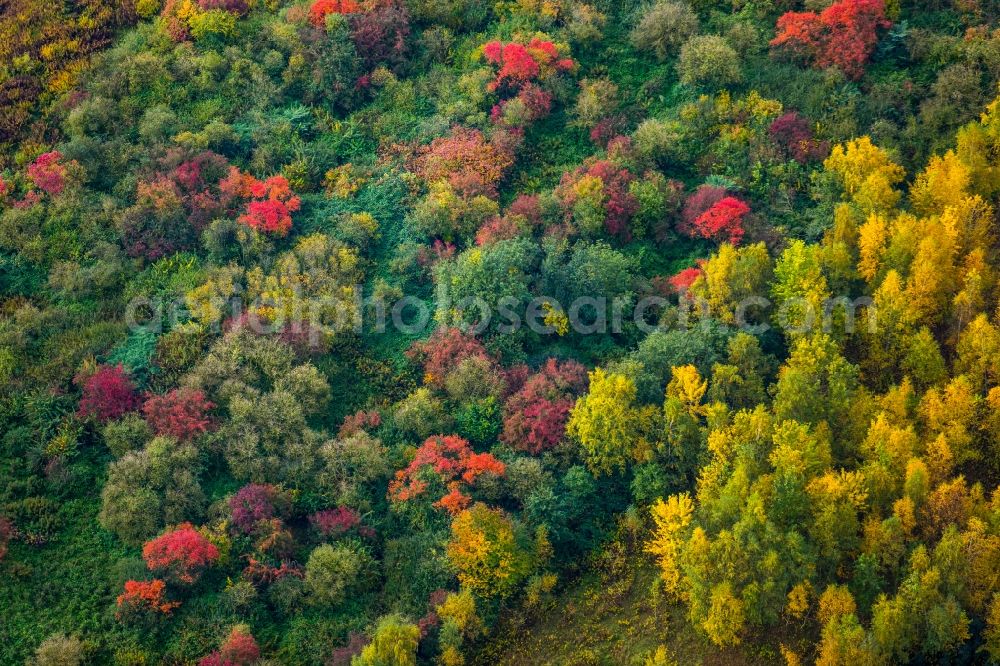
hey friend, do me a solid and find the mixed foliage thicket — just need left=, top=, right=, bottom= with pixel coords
left=5, top=0, right=1000, bottom=663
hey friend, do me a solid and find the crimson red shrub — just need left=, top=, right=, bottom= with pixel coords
left=78, top=364, right=140, bottom=423
left=490, top=83, right=553, bottom=128
left=143, top=388, right=214, bottom=441
left=229, top=484, right=283, bottom=534
left=769, top=111, right=829, bottom=162
left=501, top=358, right=588, bottom=454
left=27, top=151, right=70, bottom=196
left=668, top=266, right=704, bottom=294
left=589, top=117, right=628, bottom=148
left=481, top=38, right=574, bottom=95
left=142, top=523, right=220, bottom=584
left=407, top=327, right=491, bottom=388
left=555, top=159, right=639, bottom=240
left=680, top=184, right=727, bottom=234
left=199, top=626, right=260, bottom=666
left=219, top=168, right=300, bottom=236
left=350, top=0, right=410, bottom=72
left=689, top=196, right=749, bottom=245
left=771, top=0, right=890, bottom=80
left=309, top=506, right=361, bottom=536
left=122, top=150, right=233, bottom=260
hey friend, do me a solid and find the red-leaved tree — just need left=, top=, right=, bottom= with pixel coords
left=414, top=239, right=456, bottom=269
left=350, top=0, right=410, bottom=72
left=310, top=0, right=360, bottom=26
left=242, top=556, right=303, bottom=586
left=338, top=410, right=381, bottom=437
left=142, top=523, right=220, bottom=584
left=475, top=215, right=522, bottom=247
left=389, top=435, right=505, bottom=514
left=166, top=150, right=234, bottom=227
left=490, top=83, right=553, bottom=129
left=27, top=151, right=72, bottom=196
left=501, top=358, right=588, bottom=454
left=122, top=150, right=234, bottom=260
left=770, top=0, right=890, bottom=80
left=414, top=127, right=516, bottom=198
left=475, top=193, right=546, bottom=245
left=309, top=506, right=362, bottom=537
left=229, top=484, right=289, bottom=535
left=481, top=38, right=575, bottom=95
left=143, top=388, right=214, bottom=441
left=589, top=118, right=629, bottom=149
left=407, top=327, right=492, bottom=388
left=219, top=168, right=301, bottom=236
left=679, top=184, right=726, bottom=234
left=77, top=364, right=140, bottom=423
left=769, top=111, right=829, bottom=163
left=688, top=196, right=749, bottom=245
left=482, top=42, right=537, bottom=92
left=668, top=265, right=704, bottom=294
left=116, top=579, right=180, bottom=617
left=506, top=193, right=544, bottom=227
left=199, top=626, right=261, bottom=666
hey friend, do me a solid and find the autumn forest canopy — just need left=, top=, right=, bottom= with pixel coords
left=6, top=0, right=1000, bottom=663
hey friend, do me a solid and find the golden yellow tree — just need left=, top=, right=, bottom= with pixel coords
left=446, top=503, right=532, bottom=599
left=823, top=136, right=904, bottom=215
left=646, top=493, right=694, bottom=597
left=910, top=151, right=971, bottom=216
left=688, top=242, right=772, bottom=324
left=567, top=368, right=646, bottom=475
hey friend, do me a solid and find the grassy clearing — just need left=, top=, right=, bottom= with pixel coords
left=476, top=541, right=815, bottom=666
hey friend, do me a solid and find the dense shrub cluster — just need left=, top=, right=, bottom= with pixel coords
left=771, top=0, right=891, bottom=80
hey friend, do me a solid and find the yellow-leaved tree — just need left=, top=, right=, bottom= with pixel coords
left=646, top=493, right=694, bottom=597
left=446, top=503, right=533, bottom=599
left=823, top=136, right=904, bottom=216
left=567, top=368, right=652, bottom=475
